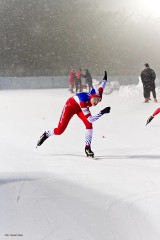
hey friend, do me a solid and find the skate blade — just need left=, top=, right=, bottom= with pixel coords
left=146, top=121, right=150, bottom=126
left=86, top=154, right=94, bottom=158
left=36, top=140, right=41, bottom=148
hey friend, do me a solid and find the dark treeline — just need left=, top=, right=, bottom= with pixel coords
left=0, top=0, right=160, bottom=76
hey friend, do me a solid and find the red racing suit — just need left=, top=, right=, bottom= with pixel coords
left=51, top=80, right=107, bottom=147
left=153, top=108, right=160, bottom=117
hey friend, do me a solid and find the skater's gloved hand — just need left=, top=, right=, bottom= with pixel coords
left=100, top=106, right=111, bottom=115
left=103, top=71, right=107, bottom=81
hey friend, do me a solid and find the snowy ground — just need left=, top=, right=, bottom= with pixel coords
left=1, top=82, right=160, bottom=240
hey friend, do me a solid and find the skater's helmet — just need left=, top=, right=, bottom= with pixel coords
left=89, top=88, right=102, bottom=101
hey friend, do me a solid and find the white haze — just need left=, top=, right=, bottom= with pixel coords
left=98, top=0, right=160, bottom=17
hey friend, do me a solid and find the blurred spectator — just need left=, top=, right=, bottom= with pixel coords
left=69, top=69, right=76, bottom=93
left=75, top=68, right=82, bottom=92
left=140, top=63, right=157, bottom=102
left=83, top=69, right=93, bottom=92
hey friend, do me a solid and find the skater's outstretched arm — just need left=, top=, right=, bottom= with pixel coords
left=87, top=107, right=111, bottom=123
left=97, top=71, right=108, bottom=95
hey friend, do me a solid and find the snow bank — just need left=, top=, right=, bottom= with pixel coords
left=118, top=78, right=143, bottom=97
left=104, top=77, right=160, bottom=98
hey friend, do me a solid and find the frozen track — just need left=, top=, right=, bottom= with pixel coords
left=0, top=89, right=160, bottom=240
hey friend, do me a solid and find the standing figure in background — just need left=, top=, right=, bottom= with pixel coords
left=75, top=68, right=82, bottom=93
left=36, top=71, right=111, bottom=157
left=146, top=108, right=160, bottom=125
left=83, top=69, right=93, bottom=92
left=140, top=63, right=157, bottom=103
left=69, top=69, right=76, bottom=93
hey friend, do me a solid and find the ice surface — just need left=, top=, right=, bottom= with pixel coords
left=0, top=85, right=160, bottom=240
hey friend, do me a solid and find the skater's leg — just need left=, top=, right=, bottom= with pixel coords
left=146, top=107, right=160, bottom=125
left=44, top=102, right=74, bottom=136
left=77, top=111, right=94, bottom=156
left=37, top=98, right=77, bottom=147
left=153, top=108, right=160, bottom=117
left=85, top=129, right=94, bottom=157
left=54, top=99, right=77, bottom=135
left=85, top=129, right=93, bottom=146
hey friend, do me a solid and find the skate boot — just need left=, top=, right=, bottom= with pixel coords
left=85, top=146, right=94, bottom=157
left=36, top=131, right=49, bottom=147
left=146, top=116, right=154, bottom=125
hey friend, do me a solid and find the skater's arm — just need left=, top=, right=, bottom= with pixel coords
left=87, top=112, right=104, bottom=123
left=98, top=80, right=107, bottom=95
left=80, top=107, right=103, bottom=123
left=97, top=71, right=107, bottom=95
left=86, top=106, right=111, bottom=123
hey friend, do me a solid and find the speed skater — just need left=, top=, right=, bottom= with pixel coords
left=37, top=71, right=111, bottom=157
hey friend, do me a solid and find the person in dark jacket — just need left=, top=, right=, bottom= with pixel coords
left=83, top=69, right=93, bottom=92
left=140, top=63, right=157, bottom=103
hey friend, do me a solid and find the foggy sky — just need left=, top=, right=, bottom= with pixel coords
left=98, top=0, right=160, bottom=17
left=0, top=0, right=160, bottom=76
left=98, top=0, right=130, bottom=11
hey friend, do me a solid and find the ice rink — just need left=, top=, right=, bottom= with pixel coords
left=1, top=85, right=160, bottom=240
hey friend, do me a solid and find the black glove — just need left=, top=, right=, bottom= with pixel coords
left=146, top=116, right=154, bottom=125
left=100, top=106, right=111, bottom=115
left=103, top=71, right=107, bottom=81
